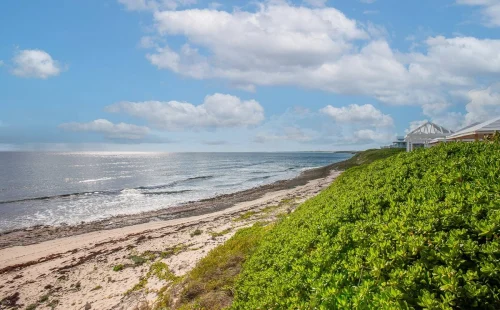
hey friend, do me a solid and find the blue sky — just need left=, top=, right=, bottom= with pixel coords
left=1, top=0, right=500, bottom=151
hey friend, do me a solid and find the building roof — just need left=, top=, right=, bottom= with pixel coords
left=448, top=116, right=500, bottom=139
left=405, top=121, right=453, bottom=143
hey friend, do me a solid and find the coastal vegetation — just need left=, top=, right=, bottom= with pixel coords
left=233, top=143, right=500, bottom=309
left=154, top=223, right=272, bottom=309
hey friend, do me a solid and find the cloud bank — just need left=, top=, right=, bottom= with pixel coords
left=134, top=2, right=500, bottom=118
left=106, top=93, right=264, bottom=130
left=59, top=119, right=150, bottom=140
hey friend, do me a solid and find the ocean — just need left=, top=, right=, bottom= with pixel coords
left=0, top=152, right=351, bottom=232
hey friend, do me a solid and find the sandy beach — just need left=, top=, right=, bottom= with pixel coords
left=0, top=165, right=342, bottom=310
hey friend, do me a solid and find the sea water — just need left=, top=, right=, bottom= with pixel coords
left=0, top=152, right=351, bottom=232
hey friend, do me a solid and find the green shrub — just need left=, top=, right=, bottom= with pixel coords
left=113, top=264, right=124, bottom=272
left=209, top=228, right=232, bottom=238
left=233, top=211, right=257, bottom=222
left=129, top=255, right=148, bottom=265
left=233, top=143, right=500, bottom=309
left=190, top=229, right=203, bottom=237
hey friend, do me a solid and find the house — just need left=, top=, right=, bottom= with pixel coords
left=391, top=136, right=406, bottom=148
left=405, top=121, right=453, bottom=152
left=446, top=116, right=500, bottom=142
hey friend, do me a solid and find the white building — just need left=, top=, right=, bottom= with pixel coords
left=405, top=121, right=453, bottom=152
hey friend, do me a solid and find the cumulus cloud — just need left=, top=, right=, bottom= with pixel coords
left=463, top=84, right=500, bottom=125
left=353, top=129, right=392, bottom=143
left=320, top=104, right=393, bottom=127
left=457, top=0, right=500, bottom=27
left=151, top=4, right=367, bottom=72
left=11, top=49, right=63, bottom=79
left=59, top=119, right=150, bottom=140
left=413, top=84, right=500, bottom=131
left=139, top=2, right=500, bottom=113
left=116, top=0, right=500, bottom=126
left=106, top=93, right=264, bottom=130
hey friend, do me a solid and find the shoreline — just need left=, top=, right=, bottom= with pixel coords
left=0, top=166, right=343, bottom=310
left=0, top=159, right=346, bottom=250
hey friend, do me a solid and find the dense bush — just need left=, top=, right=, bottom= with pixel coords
left=233, top=143, right=500, bottom=309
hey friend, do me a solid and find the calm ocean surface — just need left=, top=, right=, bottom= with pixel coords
left=0, top=152, right=351, bottom=232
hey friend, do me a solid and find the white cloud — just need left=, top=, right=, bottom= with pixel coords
left=463, top=84, right=500, bottom=125
left=138, top=36, right=159, bottom=48
left=106, top=93, right=264, bottom=130
left=0, top=60, right=4, bottom=67
left=353, top=129, right=392, bottom=143
left=59, top=119, right=150, bottom=140
left=143, top=3, right=500, bottom=110
left=413, top=84, right=500, bottom=131
left=146, top=44, right=209, bottom=79
left=457, top=0, right=500, bottom=27
left=118, top=0, right=196, bottom=11
left=152, top=4, right=367, bottom=65
left=149, top=3, right=368, bottom=82
left=117, top=1, right=500, bottom=123
left=11, top=49, right=63, bottom=79
left=409, top=36, right=500, bottom=77
left=320, top=104, right=393, bottom=127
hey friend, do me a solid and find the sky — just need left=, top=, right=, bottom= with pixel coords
left=1, top=0, right=500, bottom=152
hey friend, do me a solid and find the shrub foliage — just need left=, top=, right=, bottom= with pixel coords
left=233, top=143, right=500, bottom=309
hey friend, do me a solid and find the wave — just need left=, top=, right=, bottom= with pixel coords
left=247, top=175, right=272, bottom=182
left=249, top=167, right=298, bottom=174
left=0, top=190, right=110, bottom=205
left=138, top=175, right=215, bottom=190
left=79, top=177, right=117, bottom=183
left=144, top=190, right=192, bottom=196
left=186, top=175, right=214, bottom=181
left=0, top=176, right=216, bottom=204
